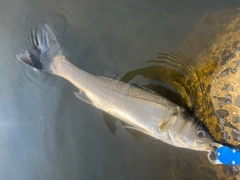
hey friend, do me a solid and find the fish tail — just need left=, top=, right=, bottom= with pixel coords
left=16, top=24, right=62, bottom=74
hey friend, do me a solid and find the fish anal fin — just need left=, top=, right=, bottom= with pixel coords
left=74, top=90, right=92, bottom=105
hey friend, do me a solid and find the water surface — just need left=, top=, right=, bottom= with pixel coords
left=0, top=0, right=239, bottom=179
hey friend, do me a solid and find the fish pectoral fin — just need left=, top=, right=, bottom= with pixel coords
left=74, top=90, right=93, bottom=105
left=158, top=116, right=177, bottom=132
left=170, top=106, right=184, bottom=115
left=131, top=84, right=158, bottom=94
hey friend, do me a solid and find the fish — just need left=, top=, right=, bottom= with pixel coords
left=16, top=24, right=214, bottom=152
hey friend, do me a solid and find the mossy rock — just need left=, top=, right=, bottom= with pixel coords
left=119, top=8, right=240, bottom=179
left=167, top=8, right=240, bottom=179
left=177, top=8, right=240, bottom=147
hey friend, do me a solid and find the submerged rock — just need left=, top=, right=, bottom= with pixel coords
left=218, top=94, right=232, bottom=105
left=231, top=129, right=240, bottom=141
left=222, top=84, right=234, bottom=92
left=219, top=118, right=227, bottom=125
left=220, top=69, right=229, bottom=77
left=223, top=131, right=230, bottom=140
left=177, top=8, right=240, bottom=148
left=233, top=117, right=240, bottom=123
left=216, top=110, right=229, bottom=118
left=120, top=8, right=240, bottom=179
left=171, top=8, right=240, bottom=180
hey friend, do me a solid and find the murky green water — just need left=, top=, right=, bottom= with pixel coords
left=0, top=0, right=239, bottom=179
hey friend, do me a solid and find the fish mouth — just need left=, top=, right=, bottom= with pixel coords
left=209, top=142, right=222, bottom=148
left=194, top=140, right=216, bottom=152
left=201, top=143, right=215, bottom=152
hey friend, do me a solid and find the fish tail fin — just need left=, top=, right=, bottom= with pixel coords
left=16, top=24, right=62, bottom=74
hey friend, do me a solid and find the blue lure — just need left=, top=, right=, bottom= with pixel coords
left=208, top=143, right=240, bottom=165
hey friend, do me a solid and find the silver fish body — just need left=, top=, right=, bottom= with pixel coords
left=17, top=24, right=214, bottom=152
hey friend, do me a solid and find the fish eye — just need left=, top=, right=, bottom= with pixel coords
left=197, top=129, right=206, bottom=138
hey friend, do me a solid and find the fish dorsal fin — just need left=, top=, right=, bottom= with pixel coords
left=131, top=83, right=158, bottom=94
left=98, top=75, right=115, bottom=81
left=103, top=71, right=120, bottom=80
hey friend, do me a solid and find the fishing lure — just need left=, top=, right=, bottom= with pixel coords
left=208, top=143, right=240, bottom=165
